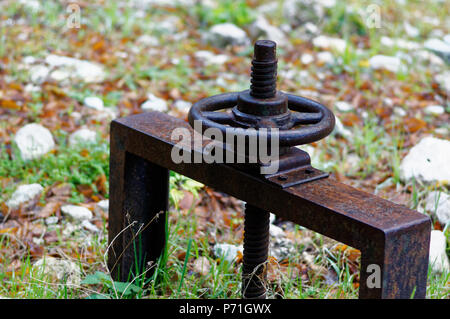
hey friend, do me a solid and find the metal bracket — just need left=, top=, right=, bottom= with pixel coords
left=109, top=111, right=431, bottom=299
left=265, top=166, right=329, bottom=188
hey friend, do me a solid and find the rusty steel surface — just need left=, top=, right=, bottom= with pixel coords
left=109, top=111, right=431, bottom=299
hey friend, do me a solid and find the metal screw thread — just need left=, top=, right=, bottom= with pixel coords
left=250, top=40, right=277, bottom=99
left=242, top=203, right=270, bottom=299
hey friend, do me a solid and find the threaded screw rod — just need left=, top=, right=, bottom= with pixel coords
left=250, top=40, right=278, bottom=99
left=242, top=203, right=270, bottom=299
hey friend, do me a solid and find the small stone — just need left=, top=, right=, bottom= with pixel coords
left=269, top=213, right=276, bottom=224
left=192, top=256, right=211, bottom=276
left=317, top=51, right=334, bottom=64
left=173, top=100, right=192, bottom=115
left=429, top=230, right=450, bottom=273
left=283, top=0, right=325, bottom=26
left=424, top=105, right=445, bottom=116
left=335, top=101, right=354, bottom=112
left=404, top=22, right=420, bottom=38
left=205, top=23, right=249, bottom=48
left=425, top=191, right=450, bottom=225
left=312, top=36, right=347, bottom=53
left=81, top=220, right=99, bottom=233
left=333, top=116, right=352, bottom=139
left=424, top=38, right=450, bottom=62
left=141, top=93, right=168, bottom=112
left=213, top=243, right=243, bottom=263
left=96, top=199, right=109, bottom=214
left=270, top=224, right=285, bottom=238
left=29, top=65, right=50, bottom=84
left=45, top=55, right=105, bottom=83
left=83, top=97, right=104, bottom=111
left=68, top=128, right=97, bottom=147
left=45, top=216, right=59, bottom=225
left=300, top=53, right=314, bottom=65
left=23, top=56, right=36, bottom=65
left=33, top=256, right=81, bottom=286
left=6, top=183, right=43, bottom=210
left=14, top=123, right=55, bottom=160
left=369, top=55, right=403, bottom=73
left=399, top=136, right=450, bottom=184
left=249, top=16, right=289, bottom=48
left=137, top=35, right=159, bottom=46
left=61, top=205, right=93, bottom=221
left=435, top=71, right=450, bottom=93
left=194, top=51, right=228, bottom=65
left=393, top=106, right=407, bottom=117
left=380, top=36, right=420, bottom=50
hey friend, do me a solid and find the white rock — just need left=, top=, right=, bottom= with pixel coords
left=249, top=16, right=289, bottom=48
left=137, top=35, right=159, bottom=46
left=29, top=65, right=50, bottom=84
left=269, top=224, right=295, bottom=261
left=283, top=0, right=325, bottom=26
left=335, top=101, right=354, bottom=112
left=393, top=106, right=407, bottom=117
left=424, top=105, right=445, bottom=116
left=444, top=34, right=450, bottom=45
left=194, top=51, right=228, bottom=65
left=400, top=136, right=450, bottom=184
left=317, top=51, right=334, bottom=64
left=333, top=116, right=352, bottom=139
left=83, top=96, right=104, bottom=111
left=206, top=23, right=249, bottom=48
left=270, top=224, right=285, bottom=238
left=312, top=36, right=347, bottom=53
left=6, top=183, right=43, bottom=210
left=19, top=0, right=41, bottom=12
left=301, top=53, right=314, bottom=65
left=45, top=216, right=59, bottom=225
left=23, top=56, right=36, bottom=65
left=404, top=22, right=420, bottom=38
left=141, top=93, right=168, bottom=112
left=173, top=100, right=192, bottom=114
left=369, top=55, right=403, bottom=73
left=380, top=36, right=421, bottom=50
left=68, top=128, right=97, bottom=146
left=269, top=213, right=276, bottom=224
left=192, top=256, right=211, bottom=276
left=61, top=205, right=93, bottom=221
left=33, top=257, right=81, bottom=286
left=96, top=199, right=109, bottom=213
left=81, top=220, right=99, bottom=233
left=14, top=123, right=55, bottom=160
left=415, top=50, right=445, bottom=66
left=424, top=38, right=450, bottom=62
left=425, top=191, right=450, bottom=225
left=429, top=230, right=450, bottom=273
left=44, top=54, right=105, bottom=83
left=435, top=71, right=450, bottom=93
left=214, top=243, right=243, bottom=263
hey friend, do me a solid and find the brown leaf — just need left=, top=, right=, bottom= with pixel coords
left=49, top=183, right=72, bottom=197
left=404, top=118, right=426, bottom=133
left=178, top=191, right=194, bottom=210
left=36, top=202, right=60, bottom=219
left=0, top=99, right=20, bottom=110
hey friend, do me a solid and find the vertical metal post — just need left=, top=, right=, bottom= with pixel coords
left=108, top=123, right=169, bottom=281
left=242, top=204, right=270, bottom=299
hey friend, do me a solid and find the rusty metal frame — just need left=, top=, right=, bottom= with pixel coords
left=108, top=111, right=431, bottom=299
